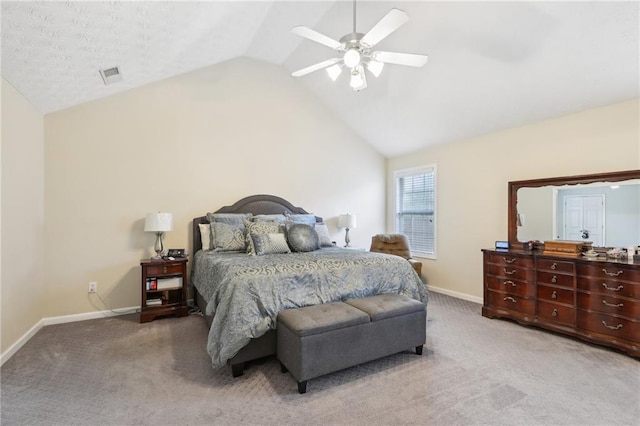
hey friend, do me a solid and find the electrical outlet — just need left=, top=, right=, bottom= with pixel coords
left=88, top=282, right=97, bottom=293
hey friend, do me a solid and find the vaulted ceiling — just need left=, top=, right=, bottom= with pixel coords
left=2, top=1, right=638, bottom=157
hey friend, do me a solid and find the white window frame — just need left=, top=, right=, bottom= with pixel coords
left=393, top=164, right=437, bottom=259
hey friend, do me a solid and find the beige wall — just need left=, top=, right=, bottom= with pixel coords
left=1, top=78, right=46, bottom=353
left=387, top=98, right=640, bottom=300
left=43, top=57, right=385, bottom=318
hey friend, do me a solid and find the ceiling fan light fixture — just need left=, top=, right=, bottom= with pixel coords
left=343, top=49, right=361, bottom=68
left=366, top=59, right=384, bottom=77
left=291, top=3, right=428, bottom=92
left=349, top=67, right=367, bottom=91
left=326, top=64, right=342, bottom=81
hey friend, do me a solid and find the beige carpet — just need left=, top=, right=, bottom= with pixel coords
left=2, top=292, right=638, bottom=425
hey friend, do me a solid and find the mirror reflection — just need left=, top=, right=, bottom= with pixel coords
left=517, top=180, right=640, bottom=247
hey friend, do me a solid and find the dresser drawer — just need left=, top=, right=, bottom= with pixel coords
left=577, top=277, right=640, bottom=299
left=576, top=292, right=639, bottom=318
left=536, top=271, right=574, bottom=288
left=145, top=263, right=184, bottom=277
left=486, top=276, right=536, bottom=298
left=486, top=253, right=534, bottom=268
left=577, top=311, right=639, bottom=342
left=537, top=285, right=574, bottom=305
left=577, top=263, right=640, bottom=282
left=537, top=301, right=575, bottom=325
left=537, top=258, right=575, bottom=274
left=486, top=264, right=535, bottom=282
left=486, top=290, right=535, bottom=316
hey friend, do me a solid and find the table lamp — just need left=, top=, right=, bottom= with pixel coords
left=338, top=213, right=357, bottom=247
left=144, top=212, right=173, bottom=260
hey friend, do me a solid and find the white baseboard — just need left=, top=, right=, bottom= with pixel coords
left=0, top=319, right=44, bottom=366
left=1, top=306, right=139, bottom=366
left=427, top=284, right=483, bottom=304
left=41, top=306, right=139, bottom=326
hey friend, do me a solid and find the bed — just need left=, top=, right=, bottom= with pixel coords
left=191, top=194, right=428, bottom=376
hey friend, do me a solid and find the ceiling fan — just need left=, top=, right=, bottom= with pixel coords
left=291, top=1, right=428, bottom=91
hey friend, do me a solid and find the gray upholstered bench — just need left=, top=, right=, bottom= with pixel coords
left=277, top=294, right=426, bottom=393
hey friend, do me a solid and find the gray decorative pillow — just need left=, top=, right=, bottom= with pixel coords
left=210, top=222, right=246, bottom=252
left=315, top=222, right=333, bottom=247
left=245, top=219, right=285, bottom=255
left=286, top=222, right=320, bottom=253
left=251, top=233, right=291, bottom=256
left=285, top=213, right=317, bottom=225
left=206, top=212, right=253, bottom=227
left=251, top=214, right=287, bottom=223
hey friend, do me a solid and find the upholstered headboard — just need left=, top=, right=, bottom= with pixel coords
left=192, top=194, right=322, bottom=255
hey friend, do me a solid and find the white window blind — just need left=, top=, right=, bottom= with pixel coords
left=394, top=165, right=436, bottom=257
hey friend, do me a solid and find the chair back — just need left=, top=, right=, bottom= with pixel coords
left=369, top=234, right=412, bottom=260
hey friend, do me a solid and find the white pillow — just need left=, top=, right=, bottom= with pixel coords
left=315, top=223, right=333, bottom=247
left=199, top=223, right=212, bottom=251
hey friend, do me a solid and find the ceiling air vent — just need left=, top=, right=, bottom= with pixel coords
left=99, top=66, right=123, bottom=85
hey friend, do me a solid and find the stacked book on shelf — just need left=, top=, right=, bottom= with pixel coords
left=145, top=277, right=182, bottom=291
left=146, top=298, right=162, bottom=306
left=543, top=240, right=592, bottom=256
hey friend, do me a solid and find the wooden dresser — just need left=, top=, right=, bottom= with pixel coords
left=482, top=249, right=639, bottom=357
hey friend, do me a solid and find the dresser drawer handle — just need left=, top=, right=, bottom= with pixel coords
left=503, top=296, right=517, bottom=303
left=551, top=275, right=557, bottom=283
left=602, top=300, right=623, bottom=308
left=163, top=267, right=168, bottom=274
left=503, top=268, right=517, bottom=275
left=551, top=291, right=557, bottom=299
left=602, top=268, right=623, bottom=277
left=601, top=320, right=623, bottom=330
left=601, top=283, right=624, bottom=292
left=502, top=280, right=516, bottom=287
left=550, top=262, right=558, bottom=270
left=502, top=257, right=517, bottom=264
left=552, top=309, right=558, bottom=317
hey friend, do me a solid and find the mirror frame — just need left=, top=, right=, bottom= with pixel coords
left=508, top=169, right=640, bottom=249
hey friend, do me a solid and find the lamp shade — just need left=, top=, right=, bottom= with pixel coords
left=144, top=212, right=173, bottom=232
left=338, top=213, right=357, bottom=229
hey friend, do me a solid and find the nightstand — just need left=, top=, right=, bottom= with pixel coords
left=140, top=258, right=189, bottom=323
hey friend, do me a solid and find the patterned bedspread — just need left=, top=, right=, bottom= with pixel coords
left=191, top=247, right=428, bottom=367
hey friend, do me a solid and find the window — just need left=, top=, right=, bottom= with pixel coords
left=394, top=165, right=436, bottom=258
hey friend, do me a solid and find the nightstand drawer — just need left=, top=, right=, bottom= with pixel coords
left=145, top=263, right=183, bottom=276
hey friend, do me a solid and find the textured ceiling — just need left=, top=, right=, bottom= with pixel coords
left=2, top=1, right=639, bottom=157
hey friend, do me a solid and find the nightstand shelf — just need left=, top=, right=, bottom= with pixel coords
left=140, top=258, right=189, bottom=323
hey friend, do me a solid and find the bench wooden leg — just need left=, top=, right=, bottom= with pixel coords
left=415, top=345, right=423, bottom=355
left=280, top=361, right=288, bottom=373
left=297, top=380, right=307, bottom=394
left=231, top=362, right=244, bottom=377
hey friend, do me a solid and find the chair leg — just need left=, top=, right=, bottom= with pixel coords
left=297, top=380, right=307, bottom=394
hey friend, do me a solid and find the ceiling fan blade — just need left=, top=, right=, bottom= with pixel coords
left=360, top=9, right=409, bottom=47
left=374, top=51, right=428, bottom=67
left=292, top=58, right=342, bottom=77
left=292, top=26, right=342, bottom=50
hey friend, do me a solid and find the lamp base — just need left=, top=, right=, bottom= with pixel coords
left=151, top=232, right=164, bottom=261
left=344, top=228, right=351, bottom=247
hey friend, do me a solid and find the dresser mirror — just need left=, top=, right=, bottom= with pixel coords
left=508, top=170, right=640, bottom=248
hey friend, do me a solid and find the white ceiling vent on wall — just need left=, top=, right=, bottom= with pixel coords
left=99, top=66, right=123, bottom=85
